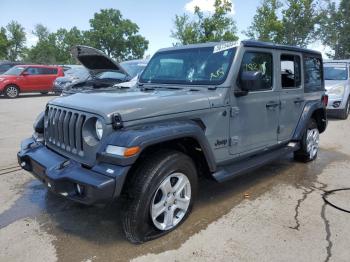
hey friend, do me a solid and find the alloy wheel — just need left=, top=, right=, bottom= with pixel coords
left=306, top=128, right=319, bottom=159
left=6, top=86, right=18, bottom=98
left=150, top=172, right=191, bottom=231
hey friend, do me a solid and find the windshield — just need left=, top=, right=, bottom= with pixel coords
left=140, top=45, right=237, bottom=85
left=324, top=65, right=348, bottom=80
left=120, top=61, right=148, bottom=78
left=65, top=67, right=89, bottom=79
left=95, top=71, right=127, bottom=80
left=3, top=66, right=25, bottom=76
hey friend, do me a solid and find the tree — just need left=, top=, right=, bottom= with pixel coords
left=6, top=21, right=26, bottom=61
left=171, top=0, right=238, bottom=45
left=246, top=0, right=321, bottom=47
left=0, top=27, right=9, bottom=60
left=282, top=0, right=320, bottom=47
left=88, top=9, right=149, bottom=61
left=246, top=0, right=283, bottom=43
left=318, top=0, right=350, bottom=58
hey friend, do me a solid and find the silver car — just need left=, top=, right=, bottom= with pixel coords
left=324, top=60, right=350, bottom=119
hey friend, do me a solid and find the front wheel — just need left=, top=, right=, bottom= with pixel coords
left=122, top=150, right=197, bottom=243
left=4, top=85, right=19, bottom=98
left=294, top=119, right=320, bottom=162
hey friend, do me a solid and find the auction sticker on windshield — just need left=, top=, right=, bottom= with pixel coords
left=213, top=42, right=236, bottom=53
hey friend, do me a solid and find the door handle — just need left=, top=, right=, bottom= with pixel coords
left=294, top=98, right=305, bottom=104
left=266, top=101, right=280, bottom=109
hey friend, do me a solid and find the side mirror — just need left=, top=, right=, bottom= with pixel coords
left=22, top=71, right=29, bottom=76
left=239, top=71, right=263, bottom=91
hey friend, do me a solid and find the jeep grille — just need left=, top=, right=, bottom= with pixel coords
left=45, top=105, right=86, bottom=157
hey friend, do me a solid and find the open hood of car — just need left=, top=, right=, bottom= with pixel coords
left=71, top=45, right=129, bottom=76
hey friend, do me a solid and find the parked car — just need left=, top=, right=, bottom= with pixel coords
left=18, top=41, right=327, bottom=243
left=324, top=60, right=350, bottom=119
left=0, top=61, right=23, bottom=74
left=0, top=65, right=64, bottom=98
left=61, top=46, right=131, bottom=95
left=53, top=65, right=89, bottom=94
left=114, top=59, right=149, bottom=88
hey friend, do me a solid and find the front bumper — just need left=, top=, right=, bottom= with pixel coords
left=17, top=137, right=130, bottom=205
left=326, top=96, right=346, bottom=110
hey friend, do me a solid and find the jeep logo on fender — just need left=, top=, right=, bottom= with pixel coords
left=215, top=139, right=228, bottom=148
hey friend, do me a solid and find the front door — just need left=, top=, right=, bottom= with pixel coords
left=278, top=52, right=305, bottom=142
left=230, top=50, right=280, bottom=155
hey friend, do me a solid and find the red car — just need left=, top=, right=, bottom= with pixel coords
left=0, top=65, right=64, bottom=98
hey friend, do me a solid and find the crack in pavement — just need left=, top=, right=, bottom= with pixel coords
left=290, top=182, right=333, bottom=262
left=321, top=202, right=333, bottom=262
left=289, top=187, right=314, bottom=231
left=317, top=182, right=333, bottom=262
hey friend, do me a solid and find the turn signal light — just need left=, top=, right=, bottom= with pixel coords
left=123, top=146, right=140, bottom=157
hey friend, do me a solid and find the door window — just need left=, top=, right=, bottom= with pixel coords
left=304, top=55, right=324, bottom=92
left=25, top=67, right=40, bottom=75
left=281, top=55, right=301, bottom=89
left=38, top=68, right=58, bottom=75
left=239, top=52, right=273, bottom=91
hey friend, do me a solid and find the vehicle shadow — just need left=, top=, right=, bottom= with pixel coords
left=0, top=149, right=346, bottom=261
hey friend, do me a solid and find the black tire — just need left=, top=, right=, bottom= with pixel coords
left=4, top=85, right=19, bottom=98
left=338, top=98, right=350, bottom=120
left=122, top=150, right=198, bottom=244
left=294, top=119, right=319, bottom=162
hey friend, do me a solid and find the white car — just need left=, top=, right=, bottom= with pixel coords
left=324, top=60, right=350, bottom=119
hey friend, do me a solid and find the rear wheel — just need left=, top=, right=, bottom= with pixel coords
left=122, top=150, right=197, bottom=243
left=338, top=98, right=350, bottom=120
left=294, top=119, right=319, bottom=162
left=4, top=85, right=19, bottom=98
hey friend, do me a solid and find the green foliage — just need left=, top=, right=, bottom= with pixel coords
left=282, top=0, right=320, bottom=47
left=246, top=0, right=283, bottom=43
left=1, top=9, right=149, bottom=63
left=87, top=9, right=149, bottom=61
left=0, top=27, right=9, bottom=60
left=318, top=0, right=350, bottom=58
left=6, top=21, right=26, bottom=61
left=247, top=0, right=321, bottom=47
left=171, top=0, right=238, bottom=45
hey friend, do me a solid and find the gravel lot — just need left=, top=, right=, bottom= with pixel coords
left=0, top=95, right=350, bottom=262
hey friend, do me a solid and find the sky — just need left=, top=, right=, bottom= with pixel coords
left=0, top=0, right=335, bottom=57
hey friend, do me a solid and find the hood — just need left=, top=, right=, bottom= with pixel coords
left=50, top=88, right=212, bottom=123
left=325, top=80, right=346, bottom=90
left=71, top=45, right=129, bottom=76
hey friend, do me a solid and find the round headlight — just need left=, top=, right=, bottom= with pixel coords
left=95, top=119, right=103, bottom=140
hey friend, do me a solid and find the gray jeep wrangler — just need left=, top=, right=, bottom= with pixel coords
left=18, top=41, right=327, bottom=243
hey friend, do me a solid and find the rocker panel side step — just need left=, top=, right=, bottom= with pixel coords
left=212, top=144, right=299, bottom=183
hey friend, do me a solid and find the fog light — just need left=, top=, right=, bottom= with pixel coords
left=333, top=101, right=341, bottom=108
left=20, top=161, right=26, bottom=167
left=75, top=183, right=85, bottom=196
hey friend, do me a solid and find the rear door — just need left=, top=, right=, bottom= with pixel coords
left=230, top=49, right=280, bottom=155
left=278, top=52, right=305, bottom=142
left=38, top=67, right=59, bottom=91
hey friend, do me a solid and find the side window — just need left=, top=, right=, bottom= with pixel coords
left=304, top=55, right=323, bottom=92
left=38, top=68, right=58, bottom=75
left=281, top=54, right=301, bottom=89
left=239, top=51, right=273, bottom=91
left=25, top=67, right=40, bottom=75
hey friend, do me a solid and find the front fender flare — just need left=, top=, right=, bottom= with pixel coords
left=98, top=120, right=216, bottom=172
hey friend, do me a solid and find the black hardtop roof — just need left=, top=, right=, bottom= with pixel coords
left=156, top=40, right=322, bottom=56
left=241, top=40, right=322, bottom=56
